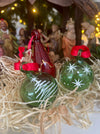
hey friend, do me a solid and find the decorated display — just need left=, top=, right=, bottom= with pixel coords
left=0, top=42, right=99, bottom=134
left=60, top=45, right=94, bottom=91
left=0, top=0, right=100, bottom=133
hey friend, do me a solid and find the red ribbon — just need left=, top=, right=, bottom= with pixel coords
left=14, top=45, right=39, bottom=71
left=14, top=62, right=21, bottom=70
left=18, top=47, right=25, bottom=59
left=14, top=62, right=39, bottom=71
left=28, top=36, right=34, bottom=50
left=71, top=45, right=91, bottom=58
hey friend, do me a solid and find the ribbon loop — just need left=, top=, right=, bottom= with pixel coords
left=71, top=45, right=91, bottom=58
left=28, top=36, right=34, bottom=50
left=18, top=47, right=25, bottom=59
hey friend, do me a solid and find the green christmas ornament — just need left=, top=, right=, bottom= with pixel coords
left=60, top=45, right=94, bottom=91
left=20, top=72, right=58, bottom=108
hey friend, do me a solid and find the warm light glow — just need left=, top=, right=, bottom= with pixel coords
left=19, top=19, right=23, bottom=23
left=51, top=18, right=53, bottom=22
left=11, top=7, right=15, bottom=10
left=98, top=12, right=100, bottom=15
left=41, top=23, right=43, bottom=26
left=95, top=12, right=100, bottom=37
left=95, top=20, right=97, bottom=24
left=96, top=27, right=100, bottom=32
left=95, top=33, right=98, bottom=37
left=95, top=15, right=98, bottom=18
left=81, top=30, right=84, bottom=34
left=20, top=0, right=24, bottom=1
left=96, top=18, right=100, bottom=21
left=14, top=3, right=18, bottom=7
left=23, top=22, right=26, bottom=25
left=95, top=32, right=100, bottom=37
left=43, top=4, right=47, bottom=8
left=1, top=10, right=5, bottom=14
left=32, top=8, right=37, bottom=13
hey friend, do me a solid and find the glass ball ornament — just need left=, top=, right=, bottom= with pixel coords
left=60, top=57, right=94, bottom=91
left=20, top=72, right=58, bottom=108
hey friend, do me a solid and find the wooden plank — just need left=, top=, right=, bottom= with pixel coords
left=0, top=0, right=16, bottom=7
left=47, top=0, right=73, bottom=7
left=73, top=0, right=98, bottom=18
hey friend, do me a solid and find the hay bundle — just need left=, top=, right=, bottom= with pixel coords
left=0, top=56, right=99, bottom=134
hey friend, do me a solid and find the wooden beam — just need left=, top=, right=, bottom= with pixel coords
left=26, top=0, right=34, bottom=36
left=75, top=6, right=83, bottom=46
left=73, top=0, right=98, bottom=19
left=62, top=6, right=70, bottom=32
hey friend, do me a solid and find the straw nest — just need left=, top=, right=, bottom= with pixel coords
left=0, top=56, right=100, bottom=134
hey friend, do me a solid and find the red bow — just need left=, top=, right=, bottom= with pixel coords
left=14, top=47, right=39, bottom=71
left=71, top=45, right=91, bottom=58
left=14, top=62, right=39, bottom=71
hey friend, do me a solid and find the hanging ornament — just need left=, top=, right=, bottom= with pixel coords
left=20, top=72, right=58, bottom=107
left=60, top=45, right=94, bottom=91
left=31, top=30, right=56, bottom=77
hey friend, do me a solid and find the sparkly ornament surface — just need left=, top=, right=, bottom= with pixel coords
left=20, top=72, right=58, bottom=107
left=60, top=58, right=94, bottom=91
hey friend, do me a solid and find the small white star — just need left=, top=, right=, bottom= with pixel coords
left=31, top=77, right=41, bottom=85
left=82, top=66, right=91, bottom=75
left=72, top=79, right=84, bottom=88
left=67, top=63, right=77, bottom=73
left=31, top=77, right=38, bottom=83
left=77, top=71, right=79, bottom=74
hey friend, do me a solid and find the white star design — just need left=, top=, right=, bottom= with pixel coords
left=31, top=77, right=38, bottom=83
left=67, top=63, right=77, bottom=73
left=31, top=77, right=41, bottom=85
left=72, top=79, right=84, bottom=87
left=82, top=65, right=91, bottom=75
